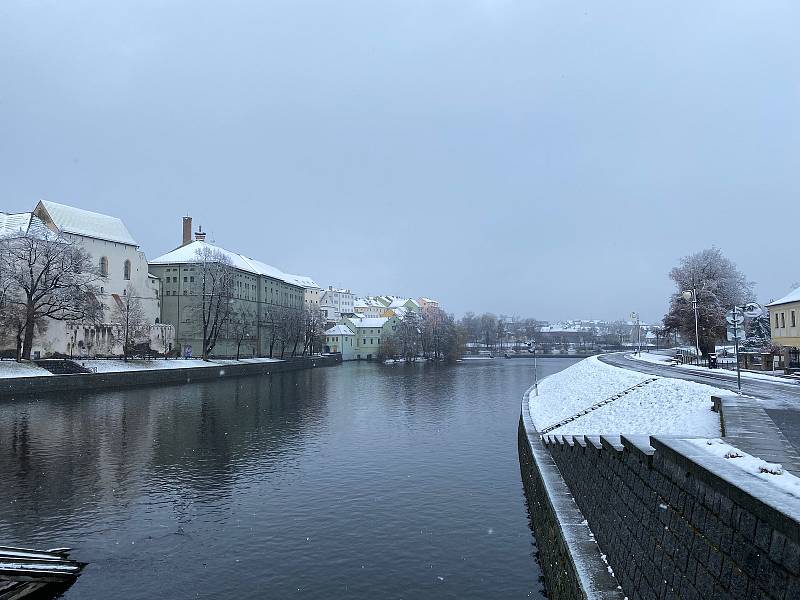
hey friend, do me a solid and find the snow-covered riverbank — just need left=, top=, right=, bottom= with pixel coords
left=529, top=356, right=721, bottom=436
left=0, top=357, right=284, bottom=378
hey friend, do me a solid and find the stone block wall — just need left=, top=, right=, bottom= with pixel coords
left=545, top=434, right=800, bottom=600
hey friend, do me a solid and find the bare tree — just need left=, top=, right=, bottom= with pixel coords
left=195, top=246, right=235, bottom=360
left=0, top=231, right=102, bottom=360
left=397, top=311, right=421, bottom=362
left=111, top=285, right=149, bottom=361
left=230, top=305, right=256, bottom=360
left=663, top=247, right=754, bottom=357
left=302, top=308, right=325, bottom=356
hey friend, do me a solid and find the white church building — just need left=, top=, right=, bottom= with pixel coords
left=0, top=200, right=174, bottom=358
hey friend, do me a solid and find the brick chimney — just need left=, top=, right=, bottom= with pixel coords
left=182, top=216, right=192, bottom=246
left=195, top=225, right=206, bottom=242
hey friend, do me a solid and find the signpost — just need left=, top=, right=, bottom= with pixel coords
left=725, top=303, right=764, bottom=394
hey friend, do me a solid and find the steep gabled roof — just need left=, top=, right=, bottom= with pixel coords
left=36, top=200, right=138, bottom=246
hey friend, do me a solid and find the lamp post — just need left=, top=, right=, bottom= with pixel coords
left=682, top=289, right=701, bottom=366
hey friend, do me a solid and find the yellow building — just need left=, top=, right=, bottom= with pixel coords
left=767, top=287, right=800, bottom=348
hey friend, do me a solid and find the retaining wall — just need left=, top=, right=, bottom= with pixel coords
left=518, top=388, right=625, bottom=599
left=0, top=354, right=342, bottom=397
left=544, top=433, right=800, bottom=599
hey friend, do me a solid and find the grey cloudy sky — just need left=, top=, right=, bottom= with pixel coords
left=1, top=1, right=797, bottom=323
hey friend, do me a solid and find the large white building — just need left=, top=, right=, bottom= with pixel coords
left=320, top=287, right=355, bottom=322
left=0, top=200, right=173, bottom=358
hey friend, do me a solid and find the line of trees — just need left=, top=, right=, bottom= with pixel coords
left=192, top=247, right=325, bottom=360
left=379, top=307, right=465, bottom=363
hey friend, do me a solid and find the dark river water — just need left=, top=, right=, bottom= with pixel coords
left=0, top=358, right=577, bottom=599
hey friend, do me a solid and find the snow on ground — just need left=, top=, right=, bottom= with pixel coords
left=82, top=358, right=282, bottom=372
left=530, top=356, right=721, bottom=437
left=0, top=361, right=53, bottom=378
left=687, top=438, right=800, bottom=499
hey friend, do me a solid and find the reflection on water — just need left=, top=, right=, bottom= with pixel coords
left=0, top=358, right=576, bottom=599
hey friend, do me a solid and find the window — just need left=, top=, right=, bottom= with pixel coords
left=776, top=313, right=780, bottom=328
left=99, top=256, right=109, bottom=276
left=123, top=259, right=131, bottom=280
left=792, top=311, right=796, bottom=328
left=781, top=313, right=786, bottom=328
left=184, top=277, right=188, bottom=282
left=183, top=290, right=188, bottom=296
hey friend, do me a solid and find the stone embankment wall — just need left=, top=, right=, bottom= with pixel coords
left=519, top=388, right=625, bottom=600
left=0, top=354, right=342, bottom=397
left=544, top=433, right=800, bottom=600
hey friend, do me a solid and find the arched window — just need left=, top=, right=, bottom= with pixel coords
left=99, top=256, right=108, bottom=276
left=123, top=259, right=131, bottom=280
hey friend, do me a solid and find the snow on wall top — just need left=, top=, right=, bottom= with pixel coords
left=150, top=240, right=305, bottom=288
left=37, top=200, right=138, bottom=246
left=766, top=286, right=800, bottom=307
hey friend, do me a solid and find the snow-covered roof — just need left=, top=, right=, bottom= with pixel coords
left=150, top=240, right=304, bottom=288
left=767, top=286, right=800, bottom=307
left=285, top=273, right=320, bottom=289
left=0, top=212, right=33, bottom=238
left=347, top=317, right=389, bottom=329
left=325, top=324, right=355, bottom=336
left=355, top=297, right=382, bottom=307
left=36, top=200, right=138, bottom=246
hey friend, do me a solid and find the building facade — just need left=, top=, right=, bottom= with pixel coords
left=149, top=220, right=307, bottom=358
left=320, top=287, right=355, bottom=322
left=0, top=200, right=173, bottom=358
left=767, top=287, right=800, bottom=349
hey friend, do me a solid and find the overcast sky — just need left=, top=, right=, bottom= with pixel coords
left=1, top=1, right=797, bottom=323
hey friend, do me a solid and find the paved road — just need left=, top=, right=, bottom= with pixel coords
left=599, top=352, right=800, bottom=452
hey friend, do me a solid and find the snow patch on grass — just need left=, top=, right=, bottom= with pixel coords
left=530, top=356, right=721, bottom=437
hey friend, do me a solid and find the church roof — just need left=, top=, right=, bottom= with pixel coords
left=36, top=200, right=138, bottom=246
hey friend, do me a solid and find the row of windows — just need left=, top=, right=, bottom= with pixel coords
left=99, top=257, right=132, bottom=280
left=774, top=310, right=797, bottom=329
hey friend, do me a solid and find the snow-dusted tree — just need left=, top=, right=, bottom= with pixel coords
left=742, top=314, right=771, bottom=351
left=662, top=248, right=754, bottom=357
left=268, top=305, right=302, bottom=358
left=302, top=308, right=325, bottom=356
left=111, top=285, right=149, bottom=361
left=0, top=231, right=102, bottom=360
left=195, top=246, right=235, bottom=360
left=229, top=305, right=256, bottom=360
left=397, top=311, right=422, bottom=362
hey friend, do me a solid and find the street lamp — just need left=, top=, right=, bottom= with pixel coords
left=682, top=289, right=701, bottom=366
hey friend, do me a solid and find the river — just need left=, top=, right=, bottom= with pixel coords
left=0, top=357, right=578, bottom=599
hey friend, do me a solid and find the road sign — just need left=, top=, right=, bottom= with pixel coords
left=743, top=303, right=764, bottom=319
left=726, top=310, right=744, bottom=326
left=727, top=325, right=745, bottom=341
